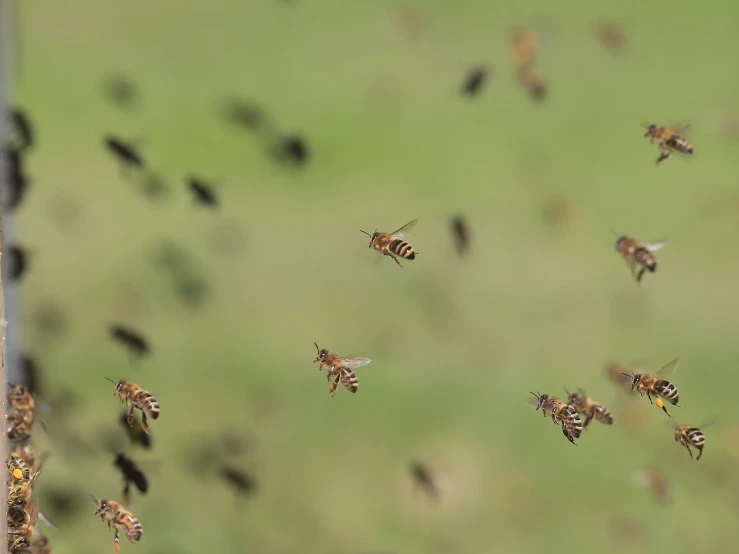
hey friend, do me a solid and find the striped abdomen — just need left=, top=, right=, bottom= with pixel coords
left=655, top=380, right=679, bottom=405
left=389, top=239, right=416, bottom=260
left=684, top=427, right=705, bottom=449
left=666, top=135, right=693, bottom=155
left=120, top=513, right=143, bottom=543
left=135, top=392, right=160, bottom=420
left=558, top=406, right=583, bottom=438
left=594, top=404, right=614, bottom=425
left=340, top=367, right=359, bottom=393
left=634, top=247, right=657, bottom=272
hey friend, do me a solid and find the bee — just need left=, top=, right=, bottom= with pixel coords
left=113, top=453, right=149, bottom=504
left=274, top=134, right=309, bottom=167
left=409, top=461, right=441, bottom=501
left=643, top=122, right=694, bottom=166
left=219, top=466, right=258, bottom=498
left=670, top=420, right=712, bottom=461
left=565, top=388, right=614, bottom=429
left=10, top=108, right=35, bottom=151
left=622, top=358, right=680, bottom=416
left=360, top=218, right=419, bottom=267
left=91, top=495, right=143, bottom=552
left=109, top=325, right=150, bottom=359
left=511, top=27, right=538, bottom=71
left=185, top=175, right=219, bottom=208
left=105, top=378, right=160, bottom=434
left=7, top=383, right=36, bottom=413
left=519, top=69, right=547, bottom=100
left=527, top=392, right=583, bottom=445
left=8, top=498, right=39, bottom=553
left=631, top=467, right=671, bottom=504
left=595, top=21, right=625, bottom=53
left=312, top=343, right=371, bottom=396
left=104, top=136, right=145, bottom=174
left=450, top=215, right=471, bottom=256
left=102, top=75, right=139, bottom=110
left=460, top=65, right=490, bottom=97
left=11, top=444, right=38, bottom=472
left=5, top=144, right=31, bottom=212
left=119, top=412, right=152, bottom=449
left=7, top=454, right=31, bottom=482
left=613, top=234, right=666, bottom=283
left=6, top=244, right=31, bottom=282
left=604, top=362, right=639, bottom=392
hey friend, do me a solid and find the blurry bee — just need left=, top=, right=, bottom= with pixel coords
left=511, top=27, right=538, bottom=71
left=5, top=144, right=31, bottom=212
left=274, top=134, right=309, bottom=166
left=670, top=420, right=712, bottom=461
left=185, top=175, right=219, bottom=208
left=6, top=244, right=31, bottom=282
left=595, top=21, right=625, bottom=53
left=631, top=467, right=671, bottom=504
left=20, top=355, right=43, bottom=397
left=104, top=136, right=145, bottom=175
left=8, top=498, right=39, bottom=553
left=10, top=108, right=35, bottom=151
left=519, top=69, right=547, bottom=100
left=643, top=122, right=694, bottom=166
left=527, top=392, right=583, bottom=444
left=409, top=461, right=441, bottom=501
left=102, top=75, right=139, bottom=110
left=105, top=378, right=160, bottom=434
left=91, top=495, right=143, bottom=552
left=360, top=218, right=419, bottom=267
left=565, top=388, right=614, bottom=429
left=460, top=65, right=490, bottom=97
left=605, top=362, right=640, bottom=391
left=219, top=466, right=258, bottom=498
left=450, top=215, right=471, bottom=256
left=8, top=383, right=35, bottom=413
left=613, top=234, right=665, bottom=283
left=622, top=358, right=680, bottom=416
left=30, top=535, right=52, bottom=554
left=109, top=325, right=150, bottom=359
left=114, top=453, right=149, bottom=503
left=120, top=411, right=152, bottom=449
left=312, top=343, right=372, bottom=396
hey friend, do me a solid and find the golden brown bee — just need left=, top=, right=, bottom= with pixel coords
left=6, top=410, right=38, bottom=442
left=409, top=461, right=441, bottom=501
left=565, top=388, right=614, bottom=429
left=360, top=218, right=419, bottom=267
left=613, top=234, right=666, bottom=283
left=91, top=496, right=143, bottom=552
left=8, top=498, right=39, bottom=553
left=8, top=383, right=36, bottom=413
left=527, top=392, right=583, bottom=445
left=631, top=467, right=671, bottom=504
left=105, top=378, right=160, bottom=434
left=643, top=122, right=694, bottom=166
left=7, top=454, right=31, bottom=482
left=670, top=420, right=711, bottom=461
left=312, top=343, right=371, bottom=396
left=622, top=358, right=680, bottom=416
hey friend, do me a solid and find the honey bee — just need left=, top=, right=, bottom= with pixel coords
left=105, top=378, right=160, bottom=434
left=312, top=343, right=371, bottom=396
left=185, top=175, right=219, bottom=208
left=30, top=535, right=52, bottom=554
left=7, top=454, right=30, bottom=482
left=104, top=136, right=145, bottom=175
left=527, top=392, right=583, bottom=445
left=622, top=358, right=680, bottom=416
left=8, top=383, right=35, bottom=413
left=450, top=215, right=471, bottom=257
left=8, top=456, right=46, bottom=507
left=460, top=65, right=491, bottom=97
left=643, top=122, right=694, bottom=166
left=670, top=420, right=712, bottom=461
left=565, top=388, right=614, bottom=429
left=604, top=362, right=638, bottom=392
left=109, top=325, right=150, bottom=360
left=409, top=461, right=441, bottom=501
left=113, top=453, right=149, bottom=503
left=631, top=467, right=671, bottom=504
left=613, top=234, right=666, bottom=283
left=511, top=27, right=538, bottom=72
left=8, top=498, right=39, bottom=553
left=6, top=407, right=43, bottom=442
left=91, top=495, right=143, bottom=552
left=360, top=218, right=419, bottom=267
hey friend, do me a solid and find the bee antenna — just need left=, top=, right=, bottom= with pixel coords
left=622, top=372, right=634, bottom=379
left=104, top=376, right=117, bottom=384
left=359, top=229, right=372, bottom=237
left=529, top=391, right=539, bottom=399
left=609, top=228, right=620, bottom=238
left=89, top=494, right=99, bottom=504
left=313, top=342, right=319, bottom=352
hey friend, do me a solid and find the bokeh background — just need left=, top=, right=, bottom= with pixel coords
left=6, top=1, right=739, bottom=553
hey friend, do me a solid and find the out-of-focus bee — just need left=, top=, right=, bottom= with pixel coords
left=91, top=496, right=143, bottom=552
left=105, top=378, right=160, bottom=433
left=613, top=234, right=665, bottom=283
left=631, top=467, right=671, bottom=504
left=622, top=358, right=680, bottom=416
left=104, top=136, right=145, bottom=175
left=109, top=325, right=150, bottom=359
left=20, top=355, right=43, bottom=397
left=312, top=343, right=372, bottom=396
left=450, top=215, right=471, bottom=257
left=30, top=535, right=52, bottom=554
left=8, top=498, right=39, bottom=553
left=219, top=466, right=258, bottom=499
left=511, top=27, right=538, bottom=72
left=595, top=21, right=625, bottom=53
left=519, top=69, right=547, bottom=100
left=6, top=244, right=31, bottom=282
left=670, top=420, right=712, bottom=461
left=4, top=144, right=31, bottom=212
left=8, top=383, right=35, bottom=413
left=102, top=75, right=139, bottom=110
left=460, top=65, right=491, bottom=97
left=185, top=175, right=219, bottom=208
left=114, top=453, right=149, bottom=503
left=643, top=122, right=694, bottom=166
left=119, top=411, right=152, bottom=449
left=360, top=218, right=419, bottom=267
left=604, top=362, right=639, bottom=392
left=274, top=134, right=309, bottom=167
left=9, top=108, right=35, bottom=151
left=409, top=461, right=441, bottom=501
left=527, top=392, right=583, bottom=445
left=565, top=388, right=614, bottom=429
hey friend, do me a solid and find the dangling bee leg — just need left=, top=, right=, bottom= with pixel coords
left=656, top=150, right=670, bottom=166
left=684, top=442, right=693, bottom=460
left=646, top=392, right=654, bottom=405
left=386, top=252, right=404, bottom=268
left=126, top=405, right=136, bottom=428
left=141, top=411, right=151, bottom=435
left=113, top=527, right=121, bottom=553
left=583, top=415, right=593, bottom=429
left=561, top=424, right=577, bottom=446
left=329, top=374, right=340, bottom=396
left=636, top=267, right=647, bottom=283
left=696, top=446, right=703, bottom=461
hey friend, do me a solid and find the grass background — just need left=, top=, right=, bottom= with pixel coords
left=9, top=0, right=739, bottom=553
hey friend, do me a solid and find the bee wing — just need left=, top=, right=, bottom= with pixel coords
left=655, top=358, right=679, bottom=378
left=38, top=511, right=58, bottom=530
left=525, top=397, right=540, bottom=407
left=390, top=218, right=418, bottom=238
left=670, top=121, right=693, bottom=135
left=341, top=357, right=371, bottom=369
left=630, top=469, right=652, bottom=488
left=26, top=498, right=39, bottom=526
left=643, top=240, right=666, bottom=253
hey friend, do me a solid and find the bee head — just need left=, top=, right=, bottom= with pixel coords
left=313, top=342, right=327, bottom=364
left=530, top=391, right=546, bottom=410
left=622, top=372, right=639, bottom=389
left=7, top=384, right=28, bottom=400
left=359, top=229, right=378, bottom=248
left=644, top=124, right=656, bottom=138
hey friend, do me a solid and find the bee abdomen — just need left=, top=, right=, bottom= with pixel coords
left=563, top=406, right=583, bottom=438
left=686, top=428, right=705, bottom=447
left=595, top=405, right=614, bottom=425
left=634, top=248, right=657, bottom=272
left=655, top=380, right=679, bottom=405
left=389, top=239, right=415, bottom=260
left=137, top=393, right=160, bottom=419
left=341, top=367, right=359, bottom=393
left=125, top=518, right=143, bottom=542
left=668, top=136, right=693, bottom=154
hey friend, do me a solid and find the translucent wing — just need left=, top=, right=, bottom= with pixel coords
left=390, top=218, right=418, bottom=238
left=631, top=469, right=651, bottom=488
left=670, top=122, right=693, bottom=135
left=341, top=357, right=371, bottom=370
left=525, top=397, right=540, bottom=408
left=38, top=511, right=58, bottom=530
left=655, top=358, right=679, bottom=378
left=643, top=240, right=666, bottom=253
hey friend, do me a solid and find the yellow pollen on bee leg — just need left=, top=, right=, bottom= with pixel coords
left=12, top=468, right=23, bottom=480
left=656, top=398, right=664, bottom=409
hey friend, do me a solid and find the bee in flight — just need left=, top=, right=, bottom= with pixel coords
left=460, top=65, right=491, bottom=97
left=604, top=362, right=639, bottom=392
left=114, top=453, right=150, bottom=504
left=631, top=467, right=671, bottom=504
left=622, top=358, right=680, bottom=416
left=565, top=388, right=614, bottom=429
left=409, top=461, right=442, bottom=501
left=313, top=343, right=371, bottom=396
left=91, top=495, right=143, bottom=552
left=643, top=122, right=694, bottom=166
left=669, top=420, right=712, bottom=461
left=613, top=233, right=666, bottom=283
left=105, top=378, right=160, bottom=434
left=360, top=218, right=419, bottom=268
left=527, top=392, right=583, bottom=445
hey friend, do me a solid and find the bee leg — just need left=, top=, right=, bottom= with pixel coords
left=684, top=442, right=693, bottom=460
left=114, top=528, right=121, bottom=553
left=660, top=403, right=671, bottom=417
left=141, top=412, right=151, bottom=435
left=583, top=415, right=593, bottom=429
left=646, top=392, right=653, bottom=405
left=696, top=447, right=703, bottom=461
left=656, top=150, right=670, bottom=166
left=126, top=405, right=136, bottom=427
left=387, top=252, right=403, bottom=268
left=636, top=267, right=646, bottom=282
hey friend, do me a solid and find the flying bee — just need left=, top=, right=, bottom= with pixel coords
left=219, top=465, right=258, bottom=499
left=670, top=420, right=713, bottom=461
left=460, top=65, right=491, bottom=97
left=511, top=27, right=538, bottom=71
left=409, top=461, right=442, bottom=501
left=312, top=343, right=371, bottom=396
left=360, top=218, right=419, bottom=268
left=105, top=378, right=160, bottom=434
left=622, top=358, right=680, bottom=416
left=104, top=136, right=145, bottom=175
left=6, top=245, right=32, bottom=282
left=119, top=411, right=152, bottom=449
left=604, top=362, right=639, bottom=392
left=643, top=122, right=694, bottom=166
left=595, top=21, right=626, bottom=53
left=91, top=495, right=143, bottom=552
left=273, top=134, right=309, bottom=167
left=613, top=234, right=666, bottom=283
left=109, top=325, right=150, bottom=360
left=519, top=69, right=547, bottom=100
left=565, top=388, right=614, bottom=429
left=185, top=175, right=219, bottom=208
left=9, top=108, right=35, bottom=151
left=631, top=467, right=671, bottom=504
left=450, top=215, right=471, bottom=256
left=527, top=392, right=583, bottom=444
left=113, top=453, right=149, bottom=504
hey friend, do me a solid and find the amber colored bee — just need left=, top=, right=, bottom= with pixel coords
left=185, top=175, right=219, bottom=208
left=11, top=444, right=38, bottom=473
left=104, top=136, right=145, bottom=174
left=114, top=453, right=149, bottom=503
left=105, top=378, right=160, bottom=434
left=450, top=215, right=471, bottom=256
left=409, top=461, right=441, bottom=501
left=670, top=420, right=712, bottom=461
left=313, top=343, right=371, bottom=396
left=565, top=388, right=614, bottom=429
left=511, top=27, right=538, bottom=72
left=595, top=21, right=625, bottom=53
left=527, top=392, right=583, bottom=445
left=631, top=467, right=671, bottom=504
left=461, top=65, right=491, bottom=97
left=109, top=325, right=150, bottom=360
left=8, top=383, right=36, bottom=412
left=613, top=234, right=665, bottom=283
left=91, top=496, right=143, bottom=552
left=622, top=358, right=680, bottom=416
left=119, top=411, right=152, bottom=449
left=519, top=69, right=547, bottom=100
left=643, top=122, right=694, bottom=166
left=360, top=218, right=419, bottom=267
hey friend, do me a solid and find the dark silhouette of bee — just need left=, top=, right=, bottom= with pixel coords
left=519, top=69, right=547, bottom=100
left=450, top=215, right=470, bottom=256
left=185, top=175, right=219, bottom=208
left=409, top=461, right=441, bottom=500
left=6, top=244, right=31, bottom=281
left=104, top=136, right=145, bottom=175
left=37, top=485, right=87, bottom=525
left=219, top=98, right=271, bottom=134
left=275, top=135, right=309, bottom=166
left=20, top=354, right=43, bottom=397
left=460, top=65, right=490, bottom=97
left=114, top=453, right=149, bottom=503
left=219, top=465, right=258, bottom=499
left=120, top=411, right=152, bottom=449
left=175, top=277, right=210, bottom=309
left=109, top=325, right=150, bottom=359
left=3, top=145, right=31, bottom=211
left=140, top=173, right=171, bottom=203
left=9, top=108, right=35, bottom=151
left=30, top=301, right=68, bottom=345
left=102, top=75, right=139, bottom=110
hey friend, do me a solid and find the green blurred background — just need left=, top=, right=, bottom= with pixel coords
left=8, top=0, right=739, bottom=553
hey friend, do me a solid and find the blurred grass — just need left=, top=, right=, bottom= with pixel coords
left=10, top=0, right=739, bottom=553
